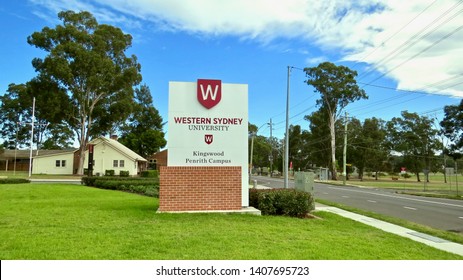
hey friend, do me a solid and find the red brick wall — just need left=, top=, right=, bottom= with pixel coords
left=159, top=166, right=242, bottom=211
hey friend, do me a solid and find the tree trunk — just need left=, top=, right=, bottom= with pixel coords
left=76, top=114, right=90, bottom=175
left=329, top=113, right=337, bottom=180
left=77, top=144, right=86, bottom=175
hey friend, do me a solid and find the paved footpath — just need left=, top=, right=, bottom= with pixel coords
left=316, top=205, right=463, bottom=257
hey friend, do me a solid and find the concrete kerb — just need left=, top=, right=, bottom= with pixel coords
left=315, top=180, right=376, bottom=189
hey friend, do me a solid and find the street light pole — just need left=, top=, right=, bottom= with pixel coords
left=249, top=132, right=255, bottom=180
left=284, top=66, right=292, bottom=189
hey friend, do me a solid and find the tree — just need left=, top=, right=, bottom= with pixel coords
left=288, top=125, right=311, bottom=171
left=440, top=100, right=463, bottom=157
left=348, top=117, right=388, bottom=180
left=0, top=83, right=31, bottom=149
left=304, top=109, right=333, bottom=169
left=27, top=11, right=142, bottom=174
left=386, top=111, right=441, bottom=182
left=304, top=62, right=367, bottom=179
left=119, top=85, right=166, bottom=158
left=248, top=122, right=273, bottom=173
left=0, top=78, right=72, bottom=150
left=250, top=135, right=272, bottom=169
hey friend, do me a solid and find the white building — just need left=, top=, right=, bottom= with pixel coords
left=32, top=136, right=147, bottom=176
left=32, top=150, right=76, bottom=175
left=83, top=136, right=147, bottom=176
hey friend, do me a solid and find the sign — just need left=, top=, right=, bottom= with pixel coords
left=87, top=144, right=94, bottom=176
left=204, top=134, right=213, bottom=145
left=168, top=80, right=248, bottom=206
left=401, top=167, right=406, bottom=174
left=197, top=79, right=222, bottom=109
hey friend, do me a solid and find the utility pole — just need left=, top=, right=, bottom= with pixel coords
left=284, top=66, right=292, bottom=188
left=343, top=111, right=348, bottom=186
left=268, top=118, right=273, bottom=176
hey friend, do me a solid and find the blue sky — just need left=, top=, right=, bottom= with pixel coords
left=1, top=0, right=462, bottom=141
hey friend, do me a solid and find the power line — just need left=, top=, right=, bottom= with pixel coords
left=359, top=75, right=463, bottom=97
left=358, top=0, right=463, bottom=81
left=348, top=76, right=463, bottom=117
left=365, top=21, right=463, bottom=85
left=353, top=0, right=438, bottom=66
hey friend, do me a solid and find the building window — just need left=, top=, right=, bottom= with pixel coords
left=113, top=160, right=118, bottom=168
left=119, top=160, right=125, bottom=168
left=61, top=160, right=66, bottom=167
left=55, top=160, right=66, bottom=167
left=56, top=160, right=60, bottom=167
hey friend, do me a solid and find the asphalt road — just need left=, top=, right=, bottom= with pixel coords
left=251, top=175, right=463, bottom=233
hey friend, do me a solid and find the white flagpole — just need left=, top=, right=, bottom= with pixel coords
left=28, top=97, right=36, bottom=178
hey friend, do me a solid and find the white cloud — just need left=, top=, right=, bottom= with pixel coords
left=305, top=56, right=328, bottom=67
left=29, top=0, right=463, bottom=97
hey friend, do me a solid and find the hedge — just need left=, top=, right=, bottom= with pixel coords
left=81, top=176, right=159, bottom=197
left=249, top=188, right=314, bottom=218
left=140, top=170, right=159, bottom=178
left=0, top=178, right=31, bottom=184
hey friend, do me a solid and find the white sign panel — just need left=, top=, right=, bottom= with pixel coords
left=168, top=80, right=249, bottom=206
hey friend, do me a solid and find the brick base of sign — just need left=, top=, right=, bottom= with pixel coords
left=159, top=166, right=242, bottom=212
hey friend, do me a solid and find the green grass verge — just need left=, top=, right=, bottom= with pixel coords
left=316, top=199, right=463, bottom=245
left=346, top=173, right=462, bottom=192
left=1, top=183, right=462, bottom=260
left=397, top=191, right=463, bottom=200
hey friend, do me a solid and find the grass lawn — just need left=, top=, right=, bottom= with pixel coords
left=0, top=183, right=462, bottom=260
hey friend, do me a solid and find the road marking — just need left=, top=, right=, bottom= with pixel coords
left=403, top=206, right=417, bottom=210
left=323, top=192, right=329, bottom=195
left=459, top=217, right=463, bottom=220
left=367, top=200, right=377, bottom=203
left=326, top=186, right=463, bottom=208
left=342, top=195, right=349, bottom=198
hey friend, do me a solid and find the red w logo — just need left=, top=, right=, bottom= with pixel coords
left=204, top=134, right=213, bottom=145
left=197, top=79, right=221, bottom=109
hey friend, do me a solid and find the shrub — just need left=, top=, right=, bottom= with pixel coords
left=140, top=170, right=158, bottom=178
left=401, top=173, right=411, bottom=179
left=0, top=178, right=30, bottom=184
left=94, top=180, right=121, bottom=190
left=144, top=186, right=159, bottom=197
left=105, top=170, right=115, bottom=176
left=119, top=170, right=130, bottom=177
left=249, top=188, right=314, bottom=218
left=249, top=188, right=259, bottom=207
